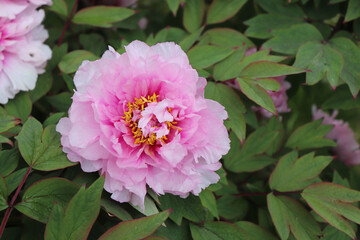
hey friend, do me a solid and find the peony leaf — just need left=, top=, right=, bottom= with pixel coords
left=322, top=87, right=360, bottom=110
left=263, top=23, right=323, bottom=55
left=0, top=148, right=20, bottom=177
left=98, top=210, right=170, bottom=240
left=202, top=28, right=254, bottom=48
left=206, top=0, right=246, bottom=24
left=101, top=198, right=132, bottom=221
left=48, top=0, right=68, bottom=17
left=183, top=0, right=204, bottom=33
left=72, top=6, right=135, bottom=27
left=188, top=45, right=234, bottom=69
left=5, top=168, right=27, bottom=196
left=205, top=82, right=246, bottom=141
left=190, top=221, right=247, bottom=239
left=302, top=183, right=360, bottom=238
left=0, top=107, right=20, bottom=133
left=214, top=49, right=286, bottom=81
left=223, top=118, right=281, bottom=172
left=329, top=37, right=360, bottom=97
left=166, top=0, right=180, bottom=16
left=58, top=50, right=98, bottom=74
left=45, top=176, right=104, bottom=240
left=237, top=78, right=276, bottom=114
left=16, top=117, right=76, bottom=171
left=5, top=92, right=32, bottom=122
left=159, top=194, right=204, bottom=225
left=345, top=0, right=360, bottom=23
left=15, top=178, right=79, bottom=223
left=255, top=0, right=305, bottom=17
left=199, top=189, right=218, bottom=219
left=217, top=195, right=248, bottom=220
left=179, top=26, right=204, bottom=52
left=29, top=72, right=53, bottom=103
left=269, top=151, right=332, bottom=191
left=240, top=61, right=306, bottom=78
left=267, top=193, right=321, bottom=240
left=294, top=41, right=344, bottom=87
left=235, top=221, right=278, bottom=240
left=286, top=119, right=336, bottom=150
left=46, top=92, right=72, bottom=112
left=245, top=13, right=304, bottom=39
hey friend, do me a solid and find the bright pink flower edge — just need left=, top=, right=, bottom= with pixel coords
left=313, top=106, right=360, bottom=166
left=56, top=41, right=230, bottom=209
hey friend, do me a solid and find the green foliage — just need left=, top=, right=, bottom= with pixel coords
left=16, top=118, right=75, bottom=171
left=2, top=0, right=360, bottom=239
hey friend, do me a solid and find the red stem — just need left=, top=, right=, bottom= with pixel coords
left=0, top=167, right=32, bottom=238
left=57, top=0, right=79, bottom=46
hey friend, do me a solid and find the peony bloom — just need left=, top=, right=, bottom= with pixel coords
left=56, top=41, right=230, bottom=208
left=0, top=0, right=52, bottom=104
left=312, top=106, right=360, bottom=166
left=228, top=47, right=291, bottom=118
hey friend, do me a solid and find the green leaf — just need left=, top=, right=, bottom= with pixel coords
left=345, top=0, right=360, bottom=22
left=131, top=195, right=159, bottom=217
left=43, top=113, right=66, bottom=127
left=159, top=194, right=204, bottom=225
left=217, top=195, right=248, bottom=220
left=240, top=61, right=305, bottom=78
left=59, top=50, right=98, bottom=74
left=270, top=151, right=332, bottom=191
left=256, top=78, right=280, bottom=91
left=223, top=122, right=279, bottom=172
left=47, top=44, right=68, bottom=71
left=46, top=92, right=72, bottom=112
left=205, top=82, right=246, bottom=141
left=329, top=37, right=360, bottom=97
left=322, top=87, right=360, bottom=110
left=0, top=148, right=20, bottom=177
left=62, top=73, right=76, bottom=92
left=98, top=210, right=170, bottom=240
left=188, top=45, right=234, bottom=69
left=202, top=28, right=254, bottom=48
left=0, top=175, right=8, bottom=211
left=15, top=178, right=79, bottom=223
left=166, top=0, right=180, bottom=16
left=101, top=198, right=132, bottom=221
left=45, top=176, right=104, bottom=240
left=179, top=27, right=204, bottom=52
left=322, top=225, right=355, bottom=240
left=48, top=0, right=68, bottom=17
left=206, top=0, right=246, bottom=24
left=199, top=189, right=218, bottom=219
left=29, top=72, right=53, bottom=103
left=72, top=6, right=135, bottom=27
left=190, top=221, right=247, bottom=240
left=183, top=0, right=204, bottom=33
left=16, top=118, right=76, bottom=171
left=267, top=193, right=321, bottom=240
left=5, top=92, right=32, bottom=122
left=5, top=168, right=27, bottom=196
left=245, top=14, right=304, bottom=39
left=302, top=183, right=360, bottom=238
left=237, top=78, right=275, bottom=114
left=0, top=107, right=20, bottom=133
left=235, top=221, right=277, bottom=240
left=286, top=119, right=336, bottom=150
left=255, top=0, right=305, bottom=18
left=294, top=42, right=344, bottom=87
left=214, top=49, right=286, bottom=81
left=263, top=23, right=323, bottom=55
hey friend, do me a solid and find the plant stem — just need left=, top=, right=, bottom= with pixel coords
left=0, top=167, right=32, bottom=238
left=57, top=0, right=79, bottom=46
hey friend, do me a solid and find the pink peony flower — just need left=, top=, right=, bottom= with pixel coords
left=312, top=106, right=360, bottom=166
left=227, top=48, right=291, bottom=118
left=0, top=0, right=52, bottom=104
left=56, top=41, right=230, bottom=208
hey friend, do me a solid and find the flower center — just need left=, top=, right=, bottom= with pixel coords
left=122, top=93, right=181, bottom=146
